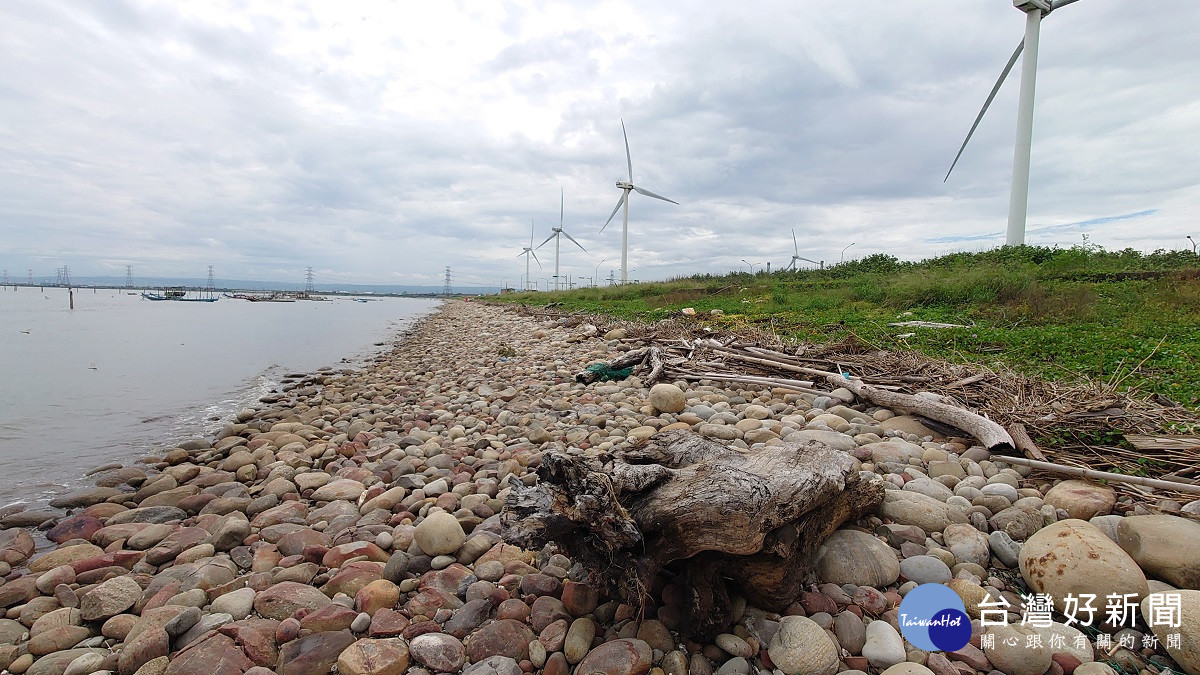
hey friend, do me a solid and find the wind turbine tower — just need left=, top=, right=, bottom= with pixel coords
left=599, top=119, right=679, bottom=284
left=944, top=0, right=1084, bottom=246
left=517, top=220, right=541, bottom=291
left=537, top=190, right=586, bottom=291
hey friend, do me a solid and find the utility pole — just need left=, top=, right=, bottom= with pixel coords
left=305, top=267, right=315, bottom=293
left=443, top=267, right=452, bottom=296
left=125, top=266, right=133, bottom=288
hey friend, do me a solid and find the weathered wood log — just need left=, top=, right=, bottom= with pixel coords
left=574, top=346, right=665, bottom=385
left=826, top=374, right=1016, bottom=452
left=501, top=430, right=883, bottom=639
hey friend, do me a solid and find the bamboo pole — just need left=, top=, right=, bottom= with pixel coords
left=996, top=455, right=1200, bottom=496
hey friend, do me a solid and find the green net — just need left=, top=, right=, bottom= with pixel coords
left=585, top=363, right=634, bottom=381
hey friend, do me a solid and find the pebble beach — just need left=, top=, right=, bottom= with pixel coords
left=0, top=300, right=1197, bottom=675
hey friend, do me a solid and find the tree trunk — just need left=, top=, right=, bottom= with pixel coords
left=500, top=430, right=883, bottom=639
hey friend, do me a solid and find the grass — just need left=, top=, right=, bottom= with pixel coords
left=495, top=243, right=1200, bottom=409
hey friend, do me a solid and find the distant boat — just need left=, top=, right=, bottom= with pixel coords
left=227, top=292, right=295, bottom=302
left=142, top=286, right=218, bottom=302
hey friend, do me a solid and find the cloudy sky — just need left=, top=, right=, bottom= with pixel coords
left=2, top=0, right=1199, bottom=288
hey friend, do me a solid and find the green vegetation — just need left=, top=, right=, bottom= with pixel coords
left=496, top=243, right=1200, bottom=408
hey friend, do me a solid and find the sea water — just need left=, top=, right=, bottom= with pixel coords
left=0, top=287, right=438, bottom=507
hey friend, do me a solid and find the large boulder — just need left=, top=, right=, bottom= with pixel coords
left=1140, top=590, right=1200, bottom=675
left=815, top=529, right=899, bottom=587
left=253, top=581, right=332, bottom=620
left=1043, top=480, right=1115, bottom=520
left=1020, top=519, right=1148, bottom=613
left=1117, top=515, right=1200, bottom=589
left=767, top=616, right=838, bottom=675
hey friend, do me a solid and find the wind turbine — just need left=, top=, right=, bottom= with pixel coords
left=517, top=220, right=541, bottom=291
left=599, top=119, right=679, bottom=284
left=537, top=189, right=586, bottom=291
left=785, top=228, right=824, bottom=270
left=944, top=0, right=1083, bottom=247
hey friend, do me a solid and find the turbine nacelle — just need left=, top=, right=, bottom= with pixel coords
left=616, top=180, right=634, bottom=190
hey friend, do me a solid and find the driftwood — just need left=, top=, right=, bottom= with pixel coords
left=500, top=430, right=883, bottom=640
left=997, top=455, right=1200, bottom=497
left=575, top=346, right=665, bottom=385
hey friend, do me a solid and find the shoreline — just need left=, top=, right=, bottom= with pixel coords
left=0, top=300, right=1194, bottom=675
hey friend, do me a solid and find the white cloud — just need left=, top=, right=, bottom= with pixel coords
left=1, top=0, right=1198, bottom=287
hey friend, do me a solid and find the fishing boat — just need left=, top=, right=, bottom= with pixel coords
left=141, top=286, right=219, bottom=302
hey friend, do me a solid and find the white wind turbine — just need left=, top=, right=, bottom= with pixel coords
left=785, top=228, right=824, bottom=270
left=517, top=219, right=541, bottom=291
left=599, top=119, right=679, bottom=284
left=944, top=0, right=1084, bottom=247
left=537, top=190, right=586, bottom=292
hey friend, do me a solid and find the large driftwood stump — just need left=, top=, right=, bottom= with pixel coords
left=501, top=430, right=883, bottom=639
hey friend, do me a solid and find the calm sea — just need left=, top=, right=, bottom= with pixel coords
left=0, top=287, right=438, bottom=508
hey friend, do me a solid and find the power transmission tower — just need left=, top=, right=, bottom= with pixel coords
left=125, top=266, right=133, bottom=288
left=305, top=267, right=315, bottom=293
left=607, top=269, right=615, bottom=286
left=442, top=267, right=452, bottom=296
left=61, top=266, right=71, bottom=287
left=26, top=270, right=33, bottom=285
left=206, top=265, right=215, bottom=291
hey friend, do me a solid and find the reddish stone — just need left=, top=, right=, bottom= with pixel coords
left=519, top=573, right=562, bottom=598
left=844, top=656, right=870, bottom=671
left=219, top=618, right=280, bottom=668
left=276, top=630, right=355, bottom=675
left=276, top=529, right=332, bottom=558
left=322, top=540, right=389, bottom=568
left=72, top=550, right=144, bottom=574
left=401, top=620, right=442, bottom=640
left=404, top=587, right=463, bottom=617
left=464, top=618, right=534, bottom=662
left=420, top=564, right=474, bottom=594
left=368, top=608, right=410, bottom=637
left=47, top=514, right=105, bottom=544
left=574, top=638, right=653, bottom=675
left=1053, top=652, right=1082, bottom=675
left=300, top=604, right=358, bottom=632
left=539, top=619, right=569, bottom=652
left=276, top=617, right=302, bottom=644
left=948, top=644, right=990, bottom=671
left=544, top=651, right=569, bottom=675
left=530, top=596, right=571, bottom=632
left=497, top=598, right=531, bottom=622
left=800, top=591, right=837, bottom=616
left=164, top=633, right=255, bottom=675
left=561, top=581, right=599, bottom=617
left=321, top=561, right=384, bottom=598
left=852, top=586, right=888, bottom=615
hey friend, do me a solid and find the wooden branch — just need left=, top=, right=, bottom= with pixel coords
left=826, top=374, right=1016, bottom=452
left=1007, top=422, right=1047, bottom=461
left=500, top=431, right=883, bottom=640
left=994, top=455, right=1200, bottom=496
left=666, top=369, right=849, bottom=402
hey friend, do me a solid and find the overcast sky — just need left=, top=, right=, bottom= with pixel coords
left=2, top=1, right=1199, bottom=288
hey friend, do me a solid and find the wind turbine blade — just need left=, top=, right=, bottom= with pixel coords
left=621, top=119, right=633, bottom=182
left=561, top=230, right=587, bottom=252
left=531, top=250, right=542, bottom=268
left=632, top=185, right=679, bottom=205
left=517, top=250, right=527, bottom=258
left=944, top=38, right=1024, bottom=182
left=792, top=228, right=799, bottom=255
left=560, top=188, right=564, bottom=229
left=599, top=193, right=627, bottom=233
left=536, top=232, right=556, bottom=249
left=529, top=219, right=535, bottom=248
left=1050, top=0, right=1081, bottom=9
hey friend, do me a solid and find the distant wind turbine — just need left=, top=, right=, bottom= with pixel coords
left=537, top=190, right=586, bottom=292
left=785, top=228, right=825, bottom=270
left=944, top=0, right=1084, bottom=247
left=599, top=119, right=679, bottom=284
left=517, top=220, right=541, bottom=291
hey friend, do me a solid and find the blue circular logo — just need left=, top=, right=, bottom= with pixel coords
left=896, top=584, right=971, bottom=652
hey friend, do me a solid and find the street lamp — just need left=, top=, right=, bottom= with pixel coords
left=594, top=259, right=607, bottom=287
left=841, top=243, right=856, bottom=263
left=741, top=259, right=754, bottom=273
left=1188, top=235, right=1197, bottom=254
